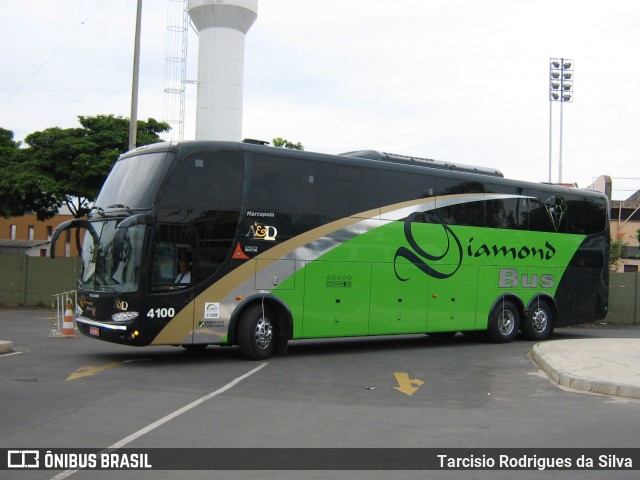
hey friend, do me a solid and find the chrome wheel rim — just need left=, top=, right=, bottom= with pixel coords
left=255, top=316, right=273, bottom=350
left=531, top=308, right=548, bottom=333
left=498, top=309, right=515, bottom=336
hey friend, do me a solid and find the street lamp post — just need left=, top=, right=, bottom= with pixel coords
left=129, top=0, right=143, bottom=151
left=548, top=58, right=573, bottom=183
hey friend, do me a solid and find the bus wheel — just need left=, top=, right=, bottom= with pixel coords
left=487, top=300, right=520, bottom=343
left=522, top=300, right=553, bottom=340
left=238, top=304, right=276, bottom=360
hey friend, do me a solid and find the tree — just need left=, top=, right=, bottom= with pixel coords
left=0, top=127, right=20, bottom=156
left=272, top=137, right=304, bottom=150
left=610, top=238, right=623, bottom=269
left=0, top=129, right=54, bottom=219
left=0, top=115, right=169, bottom=220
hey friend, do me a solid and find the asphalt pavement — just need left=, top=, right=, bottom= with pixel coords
left=2, top=323, right=640, bottom=399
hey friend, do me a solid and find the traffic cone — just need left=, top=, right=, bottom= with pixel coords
left=61, top=299, right=76, bottom=338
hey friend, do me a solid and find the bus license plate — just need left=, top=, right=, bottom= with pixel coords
left=89, top=326, right=100, bottom=336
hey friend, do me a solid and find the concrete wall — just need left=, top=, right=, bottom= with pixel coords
left=0, top=256, right=79, bottom=307
left=0, top=258, right=638, bottom=325
left=607, top=272, right=639, bottom=325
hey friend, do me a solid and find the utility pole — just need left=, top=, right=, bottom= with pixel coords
left=129, top=0, right=143, bottom=151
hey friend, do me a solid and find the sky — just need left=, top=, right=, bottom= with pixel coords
left=1, top=0, right=639, bottom=200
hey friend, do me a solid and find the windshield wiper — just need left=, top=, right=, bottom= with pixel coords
left=89, top=206, right=105, bottom=217
left=50, top=219, right=100, bottom=259
left=107, top=204, right=136, bottom=215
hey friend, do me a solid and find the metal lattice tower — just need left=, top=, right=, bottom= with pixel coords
left=163, top=0, right=189, bottom=140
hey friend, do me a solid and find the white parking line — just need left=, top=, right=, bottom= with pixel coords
left=0, top=351, right=22, bottom=358
left=50, top=362, right=268, bottom=479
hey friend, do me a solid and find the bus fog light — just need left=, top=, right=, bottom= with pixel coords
left=128, top=330, right=140, bottom=341
left=112, top=311, right=139, bottom=322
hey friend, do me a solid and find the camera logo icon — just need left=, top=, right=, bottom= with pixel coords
left=7, top=450, right=40, bottom=468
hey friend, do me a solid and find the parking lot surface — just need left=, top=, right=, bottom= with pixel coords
left=1, top=308, right=639, bottom=479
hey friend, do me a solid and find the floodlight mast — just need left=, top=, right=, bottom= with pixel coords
left=548, top=58, right=573, bottom=183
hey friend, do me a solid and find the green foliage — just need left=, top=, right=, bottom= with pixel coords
left=272, top=137, right=304, bottom=150
left=0, top=115, right=169, bottom=220
left=0, top=127, right=19, bottom=153
left=610, top=238, right=623, bottom=268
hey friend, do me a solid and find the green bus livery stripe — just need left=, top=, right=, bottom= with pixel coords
left=218, top=193, right=537, bottom=301
left=152, top=193, right=580, bottom=344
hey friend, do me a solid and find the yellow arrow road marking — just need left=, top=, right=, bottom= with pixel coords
left=393, top=372, right=424, bottom=396
left=66, top=361, right=122, bottom=381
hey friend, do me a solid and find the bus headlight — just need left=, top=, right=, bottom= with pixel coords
left=112, top=311, right=139, bottom=322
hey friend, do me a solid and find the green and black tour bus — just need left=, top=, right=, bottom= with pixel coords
left=51, top=140, right=609, bottom=359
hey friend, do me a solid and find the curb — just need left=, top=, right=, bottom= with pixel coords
left=0, top=340, right=14, bottom=354
left=531, top=342, right=640, bottom=400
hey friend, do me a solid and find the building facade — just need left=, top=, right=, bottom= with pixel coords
left=611, top=192, right=640, bottom=273
left=0, top=214, right=80, bottom=257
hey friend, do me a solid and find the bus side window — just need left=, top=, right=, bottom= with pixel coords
left=567, top=197, right=608, bottom=235
left=484, top=198, right=529, bottom=230
left=528, top=197, right=569, bottom=233
left=150, top=224, right=194, bottom=290
left=194, top=211, right=240, bottom=281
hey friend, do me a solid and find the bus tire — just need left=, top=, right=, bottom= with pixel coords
left=522, top=300, right=553, bottom=341
left=487, top=300, right=520, bottom=343
left=238, top=304, right=276, bottom=360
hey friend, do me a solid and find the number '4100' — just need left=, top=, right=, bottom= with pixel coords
left=147, top=308, right=175, bottom=319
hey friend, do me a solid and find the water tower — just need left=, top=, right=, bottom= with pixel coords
left=188, top=0, right=258, bottom=140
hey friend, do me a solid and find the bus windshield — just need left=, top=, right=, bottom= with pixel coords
left=94, top=151, right=173, bottom=210
left=79, top=220, right=146, bottom=293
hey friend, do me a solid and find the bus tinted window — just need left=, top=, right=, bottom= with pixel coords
left=249, top=155, right=382, bottom=225
left=528, top=197, right=568, bottom=233
left=319, top=164, right=380, bottom=218
left=249, top=154, right=317, bottom=215
left=248, top=154, right=321, bottom=238
left=194, top=211, right=241, bottom=281
left=484, top=198, right=529, bottom=230
left=162, top=151, right=243, bottom=209
left=379, top=169, right=434, bottom=208
left=527, top=193, right=607, bottom=235
left=95, top=152, right=173, bottom=209
left=434, top=200, right=484, bottom=226
left=567, top=196, right=607, bottom=234
left=150, top=224, right=194, bottom=290
left=432, top=180, right=485, bottom=226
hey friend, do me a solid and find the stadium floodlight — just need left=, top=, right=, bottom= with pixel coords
left=548, top=58, right=574, bottom=183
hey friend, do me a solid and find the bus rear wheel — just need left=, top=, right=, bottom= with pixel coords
left=238, top=304, right=276, bottom=360
left=522, top=300, right=553, bottom=340
left=487, top=300, right=520, bottom=343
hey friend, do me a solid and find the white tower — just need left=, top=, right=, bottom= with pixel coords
left=188, top=0, right=258, bottom=141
